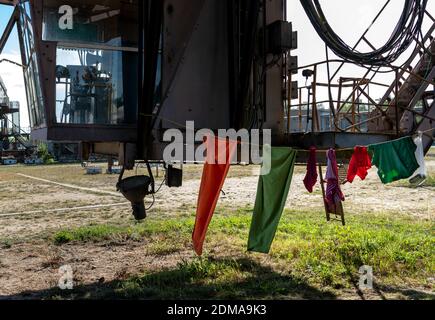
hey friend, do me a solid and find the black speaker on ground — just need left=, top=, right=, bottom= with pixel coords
left=166, top=165, right=183, bottom=187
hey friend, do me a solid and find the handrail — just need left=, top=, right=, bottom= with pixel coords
left=1, top=113, right=30, bottom=138
left=289, top=100, right=385, bottom=109
left=288, top=19, right=435, bottom=134
left=377, top=23, right=435, bottom=106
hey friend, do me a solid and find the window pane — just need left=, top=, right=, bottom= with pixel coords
left=19, top=1, right=45, bottom=127
left=55, top=47, right=138, bottom=125
left=42, top=0, right=138, bottom=48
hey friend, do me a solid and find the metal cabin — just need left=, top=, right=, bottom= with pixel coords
left=0, top=0, right=297, bottom=168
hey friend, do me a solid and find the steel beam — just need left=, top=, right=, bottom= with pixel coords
left=0, top=6, right=18, bottom=55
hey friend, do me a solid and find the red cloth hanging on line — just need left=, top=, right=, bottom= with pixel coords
left=347, top=146, right=372, bottom=183
left=325, top=149, right=345, bottom=207
left=303, top=147, right=318, bottom=193
left=192, top=136, right=238, bottom=256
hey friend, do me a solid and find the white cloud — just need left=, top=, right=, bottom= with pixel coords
left=0, top=52, right=29, bottom=128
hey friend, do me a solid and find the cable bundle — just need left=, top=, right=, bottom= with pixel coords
left=300, top=0, right=428, bottom=66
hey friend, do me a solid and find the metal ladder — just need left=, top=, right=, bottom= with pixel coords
left=368, top=18, right=435, bottom=147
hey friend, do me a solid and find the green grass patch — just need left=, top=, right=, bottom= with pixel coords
left=53, top=219, right=195, bottom=245
left=422, top=175, right=435, bottom=187
left=1, top=239, right=13, bottom=249
left=426, top=147, right=435, bottom=157
left=51, top=207, right=434, bottom=298
left=395, top=174, right=435, bottom=188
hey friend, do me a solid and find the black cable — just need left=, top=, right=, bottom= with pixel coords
left=154, top=173, right=167, bottom=193
left=145, top=193, right=155, bottom=211
left=300, top=0, right=428, bottom=66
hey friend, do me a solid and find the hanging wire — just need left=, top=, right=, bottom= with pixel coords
left=139, top=112, right=434, bottom=154
left=300, top=0, right=428, bottom=66
left=145, top=194, right=155, bottom=211
left=155, top=172, right=167, bottom=193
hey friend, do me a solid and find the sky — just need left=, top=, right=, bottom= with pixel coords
left=0, top=1, right=434, bottom=128
left=0, top=5, right=29, bottom=128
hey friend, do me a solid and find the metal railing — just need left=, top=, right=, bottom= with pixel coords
left=285, top=9, right=435, bottom=136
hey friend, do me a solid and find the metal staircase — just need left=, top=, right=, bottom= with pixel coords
left=0, top=70, right=35, bottom=154
left=0, top=114, right=35, bottom=152
left=367, top=20, right=435, bottom=153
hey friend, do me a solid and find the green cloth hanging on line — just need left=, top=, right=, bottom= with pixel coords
left=248, top=146, right=297, bottom=254
left=368, top=136, right=419, bottom=184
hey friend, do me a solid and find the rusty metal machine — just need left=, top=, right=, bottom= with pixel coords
left=0, top=0, right=295, bottom=166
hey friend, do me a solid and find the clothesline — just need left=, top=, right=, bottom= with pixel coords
left=141, top=112, right=435, bottom=134
left=192, top=130, right=429, bottom=255
left=141, top=113, right=434, bottom=153
left=419, top=126, right=435, bottom=135
left=292, top=128, right=435, bottom=153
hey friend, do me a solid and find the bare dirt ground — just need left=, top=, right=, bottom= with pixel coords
left=0, top=157, right=433, bottom=299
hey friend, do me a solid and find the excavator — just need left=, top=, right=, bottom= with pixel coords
left=0, top=0, right=433, bottom=220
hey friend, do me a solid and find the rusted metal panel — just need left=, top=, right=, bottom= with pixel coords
left=31, top=125, right=137, bottom=142
left=161, top=0, right=205, bottom=96
left=263, top=0, right=286, bottom=134
left=30, top=0, right=57, bottom=128
left=158, top=0, right=230, bottom=130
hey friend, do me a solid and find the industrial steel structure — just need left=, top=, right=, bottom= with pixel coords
left=0, top=73, right=34, bottom=160
left=0, top=0, right=433, bottom=219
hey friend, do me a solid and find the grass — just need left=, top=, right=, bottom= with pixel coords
left=50, top=207, right=435, bottom=299
left=53, top=218, right=195, bottom=245
left=421, top=175, right=435, bottom=187
left=392, top=152, right=435, bottom=188
left=1, top=239, right=12, bottom=249
left=113, top=257, right=334, bottom=300
left=395, top=173, right=435, bottom=188
left=1, top=161, right=433, bottom=299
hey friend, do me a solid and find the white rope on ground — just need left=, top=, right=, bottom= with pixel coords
left=16, top=173, right=123, bottom=197
left=0, top=202, right=131, bottom=218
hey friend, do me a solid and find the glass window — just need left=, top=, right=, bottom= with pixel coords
left=18, top=0, right=162, bottom=129
left=42, top=0, right=139, bottom=48
left=55, top=47, right=138, bottom=125
left=0, top=76, right=7, bottom=102
left=19, top=0, right=45, bottom=127
left=12, top=110, right=20, bottom=134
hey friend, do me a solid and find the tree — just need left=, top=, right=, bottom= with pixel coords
left=37, top=143, right=55, bottom=164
